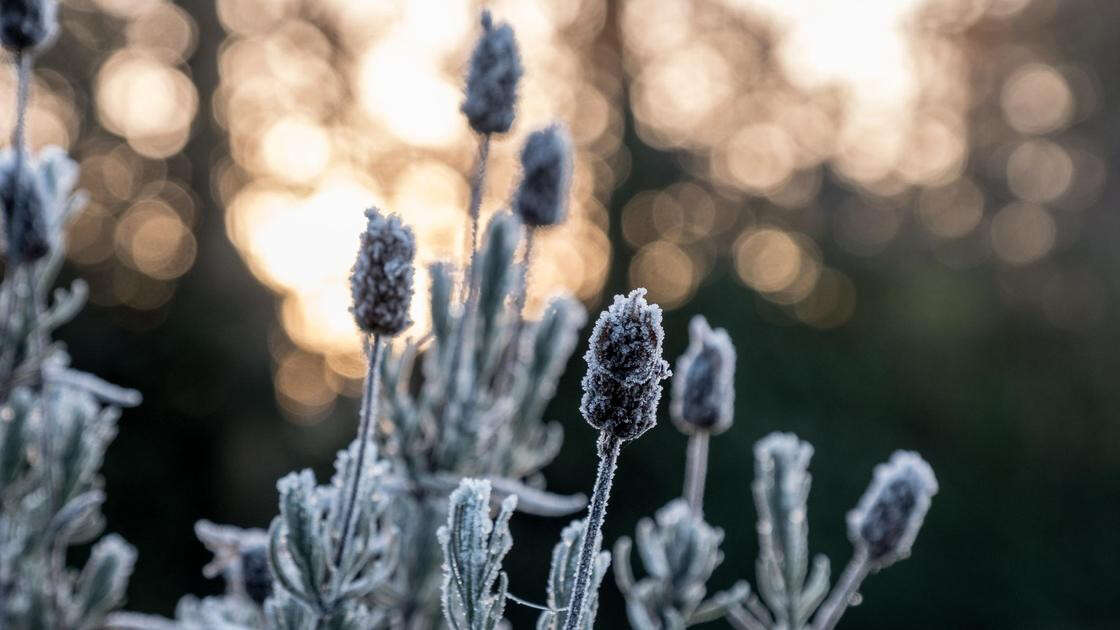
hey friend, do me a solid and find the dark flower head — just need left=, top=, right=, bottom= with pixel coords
left=349, top=208, right=416, bottom=336
left=0, top=0, right=56, bottom=52
left=0, top=152, right=49, bottom=264
left=239, top=543, right=273, bottom=604
left=461, top=9, right=522, bottom=134
left=670, top=315, right=736, bottom=435
left=514, top=124, right=571, bottom=228
left=847, top=451, right=938, bottom=570
left=580, top=289, right=670, bottom=449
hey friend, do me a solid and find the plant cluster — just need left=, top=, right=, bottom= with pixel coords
left=0, top=1, right=140, bottom=627
left=1, top=6, right=940, bottom=630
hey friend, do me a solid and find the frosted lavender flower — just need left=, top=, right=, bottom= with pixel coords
left=580, top=288, right=671, bottom=448
left=847, top=451, right=938, bottom=570
left=1, top=152, right=50, bottom=263
left=349, top=207, right=415, bottom=336
left=241, top=544, right=272, bottom=604
left=0, top=0, right=56, bottom=52
left=461, top=10, right=522, bottom=135
left=514, top=124, right=571, bottom=228
left=670, top=315, right=736, bottom=436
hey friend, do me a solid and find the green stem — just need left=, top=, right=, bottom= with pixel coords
left=563, top=434, right=620, bottom=630
left=334, top=334, right=383, bottom=568
left=811, top=548, right=870, bottom=630
left=683, top=431, right=709, bottom=514
left=463, top=133, right=491, bottom=303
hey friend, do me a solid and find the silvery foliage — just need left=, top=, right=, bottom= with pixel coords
left=437, top=479, right=514, bottom=630
left=724, top=434, right=938, bottom=630
left=614, top=500, right=749, bottom=630
left=436, top=479, right=610, bottom=630
left=377, top=211, right=586, bottom=629
left=372, top=13, right=586, bottom=623
left=263, top=441, right=396, bottom=629
left=0, top=100, right=140, bottom=630
left=536, top=519, right=609, bottom=630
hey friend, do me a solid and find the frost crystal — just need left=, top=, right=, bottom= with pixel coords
left=580, top=288, right=671, bottom=446
left=0, top=0, right=56, bottom=52
left=514, top=124, right=572, bottom=228
left=461, top=9, right=522, bottom=134
left=671, top=315, right=736, bottom=435
left=847, top=451, right=939, bottom=569
left=349, top=207, right=416, bottom=336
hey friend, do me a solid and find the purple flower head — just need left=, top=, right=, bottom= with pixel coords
left=847, top=451, right=939, bottom=570
left=349, top=208, right=416, bottom=336
left=461, top=10, right=522, bottom=135
left=514, top=124, right=571, bottom=228
left=580, top=289, right=671, bottom=449
left=670, top=315, right=736, bottom=435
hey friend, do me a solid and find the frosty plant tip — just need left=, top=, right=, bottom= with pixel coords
left=564, top=288, right=671, bottom=630
left=671, top=315, right=736, bottom=514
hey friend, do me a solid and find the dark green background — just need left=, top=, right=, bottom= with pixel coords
left=52, top=1, right=1120, bottom=628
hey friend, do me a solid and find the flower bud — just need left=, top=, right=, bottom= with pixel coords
left=461, top=10, right=522, bottom=135
left=240, top=543, right=273, bottom=604
left=514, top=124, right=571, bottom=228
left=1, top=152, right=50, bottom=263
left=349, top=208, right=416, bottom=336
left=580, top=289, right=670, bottom=447
left=670, top=315, right=735, bottom=435
left=0, top=0, right=56, bottom=52
left=847, top=451, right=938, bottom=570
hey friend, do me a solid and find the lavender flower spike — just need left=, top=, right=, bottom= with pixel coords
left=580, top=288, right=671, bottom=451
left=671, top=315, right=736, bottom=436
left=565, top=288, right=670, bottom=630
left=461, top=9, right=523, bottom=135
left=349, top=207, right=416, bottom=336
left=847, top=450, right=939, bottom=570
left=0, top=0, right=56, bottom=52
left=0, top=153, right=49, bottom=263
left=514, top=124, right=572, bottom=228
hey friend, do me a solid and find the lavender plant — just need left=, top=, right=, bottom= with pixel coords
left=724, top=437, right=939, bottom=630
left=564, top=288, right=671, bottom=630
left=614, top=316, right=748, bottom=629
left=437, top=479, right=515, bottom=630
left=0, top=1, right=141, bottom=626
left=96, top=6, right=941, bottom=629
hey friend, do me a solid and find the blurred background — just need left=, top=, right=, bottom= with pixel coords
left=9, top=0, right=1120, bottom=627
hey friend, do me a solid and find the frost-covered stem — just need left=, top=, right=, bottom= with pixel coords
left=726, top=604, right=768, bottom=630
left=494, top=228, right=535, bottom=392
left=812, top=548, right=870, bottom=630
left=684, top=430, right=709, bottom=514
left=513, top=227, right=534, bottom=321
left=465, top=133, right=491, bottom=299
left=563, top=435, right=621, bottom=630
left=0, top=52, right=32, bottom=396
left=13, top=51, right=31, bottom=166
left=334, top=334, right=384, bottom=568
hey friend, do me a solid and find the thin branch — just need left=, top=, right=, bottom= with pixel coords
left=811, top=548, right=870, bottom=630
left=683, top=431, right=710, bottom=514
left=334, top=334, right=384, bottom=568
left=562, top=435, right=621, bottom=630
